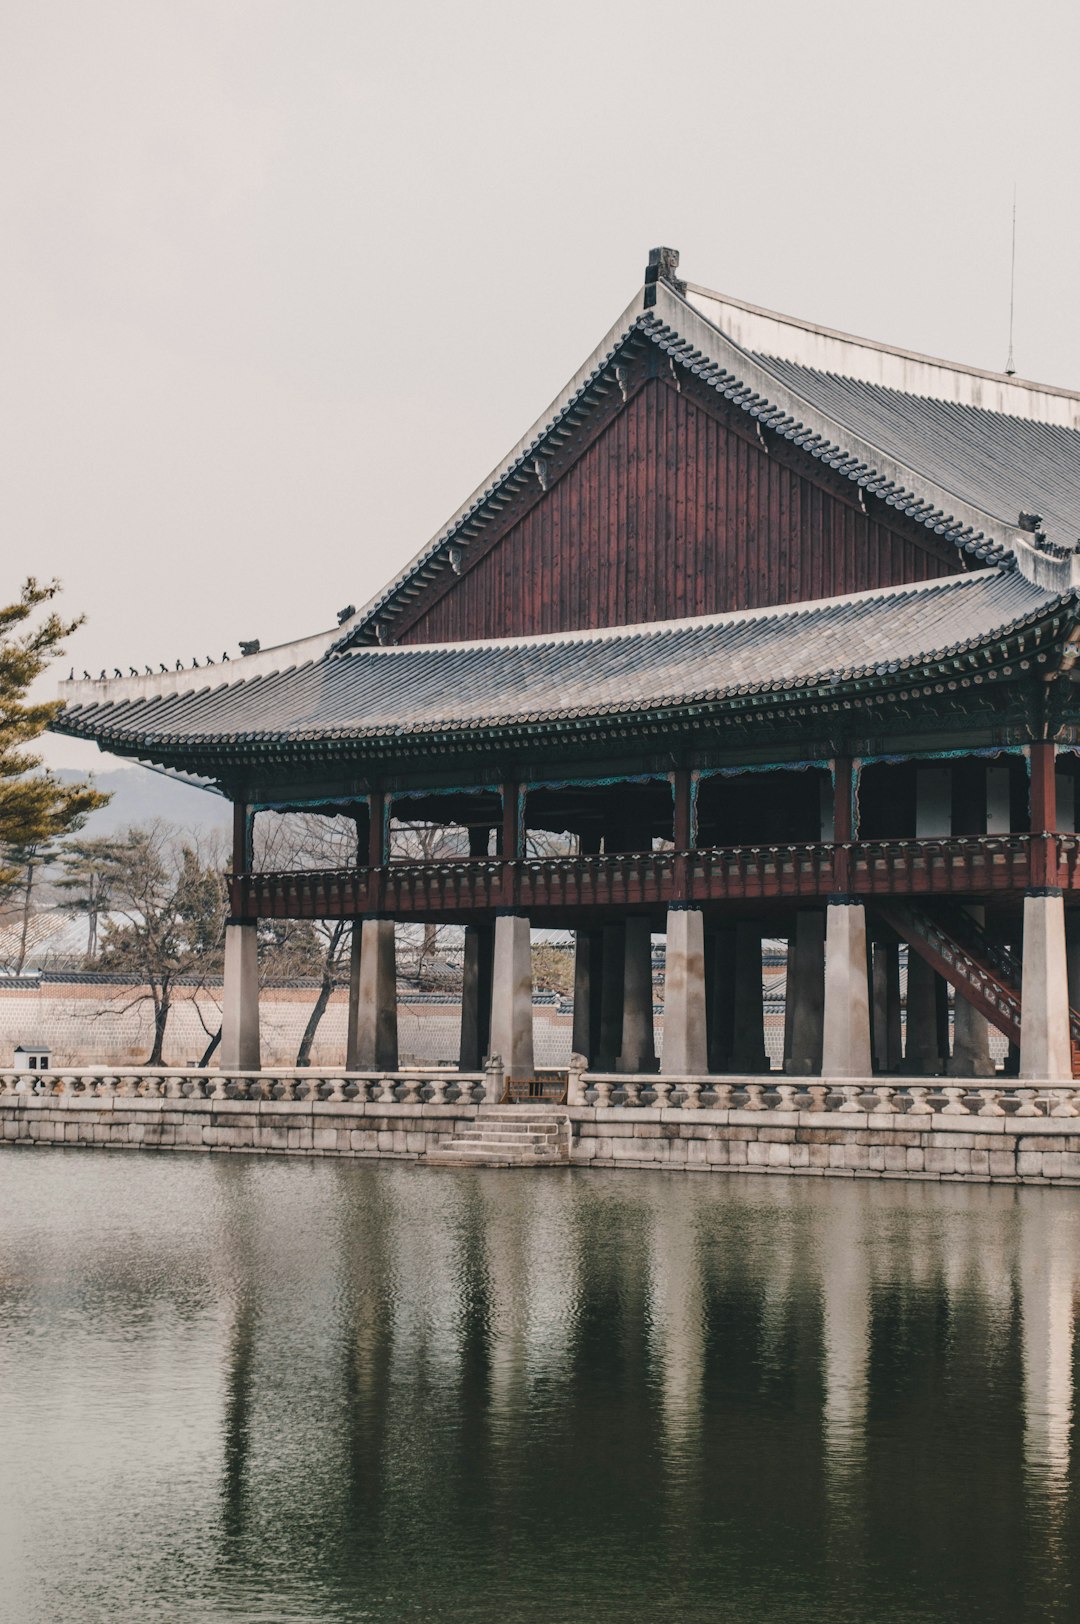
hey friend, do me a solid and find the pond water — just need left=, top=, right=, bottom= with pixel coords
left=1, top=1151, right=1079, bottom=1623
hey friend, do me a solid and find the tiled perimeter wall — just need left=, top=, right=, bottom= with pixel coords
left=3, top=1098, right=1079, bottom=1186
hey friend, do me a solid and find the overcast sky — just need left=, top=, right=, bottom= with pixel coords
left=6, top=0, right=1079, bottom=773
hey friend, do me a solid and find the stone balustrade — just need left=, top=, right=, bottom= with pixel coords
left=0, top=1067, right=489, bottom=1105
left=577, top=1073, right=1080, bottom=1120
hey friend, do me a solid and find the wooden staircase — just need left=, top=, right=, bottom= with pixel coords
left=875, top=902, right=1080, bottom=1077
left=425, top=1105, right=571, bottom=1167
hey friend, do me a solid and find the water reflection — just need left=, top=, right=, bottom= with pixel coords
left=0, top=1154, right=1078, bottom=1622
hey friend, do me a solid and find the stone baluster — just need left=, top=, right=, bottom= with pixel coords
left=188, top=1073, right=207, bottom=1099
left=0, top=1072, right=16, bottom=1095
left=142, top=1070, right=162, bottom=1098
left=278, top=1073, right=297, bottom=1102
left=651, top=1080, right=673, bottom=1109
left=906, top=1084, right=932, bottom=1114
left=940, top=1085, right=969, bottom=1115
left=352, top=1076, right=371, bottom=1104
left=622, top=1079, right=643, bottom=1107
left=1012, top=1087, right=1040, bottom=1117
left=976, top=1087, right=1005, bottom=1117
left=593, top=1079, right=614, bottom=1108
left=807, top=1083, right=829, bottom=1113
left=711, top=1081, right=733, bottom=1110
left=744, top=1083, right=766, bottom=1111
left=212, top=1070, right=230, bottom=1100
left=870, top=1085, right=895, bottom=1114
left=372, top=1075, right=395, bottom=1104
left=456, top=1076, right=477, bottom=1105
left=306, top=1073, right=323, bottom=1102
left=483, top=1054, right=505, bottom=1105
left=680, top=1082, right=702, bottom=1110
left=399, top=1075, right=421, bottom=1105
left=1048, top=1088, right=1079, bottom=1118
left=774, top=1083, right=797, bottom=1113
left=835, top=1084, right=863, bottom=1113
left=428, top=1076, right=448, bottom=1105
left=328, top=1073, right=347, bottom=1102
left=165, top=1072, right=184, bottom=1098
left=98, top=1072, right=117, bottom=1098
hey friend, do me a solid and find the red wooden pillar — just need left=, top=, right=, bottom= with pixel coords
left=832, top=756, right=853, bottom=893
left=367, top=789, right=387, bottom=910
left=501, top=780, right=520, bottom=906
left=673, top=768, right=693, bottom=901
left=230, top=800, right=251, bottom=918
left=1029, top=741, right=1058, bottom=888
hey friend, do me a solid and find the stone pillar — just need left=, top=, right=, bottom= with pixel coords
left=619, top=916, right=657, bottom=1073
left=353, top=918, right=398, bottom=1071
left=730, top=921, right=768, bottom=1073
left=871, top=941, right=902, bottom=1074
left=459, top=923, right=494, bottom=1071
left=948, top=906, right=994, bottom=1077
left=706, top=927, right=735, bottom=1073
left=904, top=952, right=947, bottom=1074
left=662, top=907, right=707, bottom=1075
left=571, top=929, right=604, bottom=1064
left=221, top=921, right=260, bottom=1071
left=821, top=900, right=872, bottom=1077
left=784, top=911, right=825, bottom=1075
left=597, top=922, right=625, bottom=1068
left=1020, top=892, right=1072, bottom=1081
left=345, top=921, right=362, bottom=1068
left=1066, top=913, right=1080, bottom=1019
left=489, top=914, right=534, bottom=1080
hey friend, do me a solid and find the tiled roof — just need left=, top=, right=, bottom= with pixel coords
left=753, top=357, right=1080, bottom=549
left=54, top=569, right=1071, bottom=763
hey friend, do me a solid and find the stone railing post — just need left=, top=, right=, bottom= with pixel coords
left=484, top=1054, right=505, bottom=1104
left=566, top=1052, right=588, bottom=1107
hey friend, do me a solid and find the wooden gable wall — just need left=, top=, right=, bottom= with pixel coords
left=395, top=374, right=962, bottom=645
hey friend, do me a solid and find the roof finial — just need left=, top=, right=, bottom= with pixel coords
left=644, top=246, right=685, bottom=307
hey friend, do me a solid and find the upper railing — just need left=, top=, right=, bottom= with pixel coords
left=229, top=833, right=1075, bottom=920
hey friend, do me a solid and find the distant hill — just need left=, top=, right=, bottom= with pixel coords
left=56, top=766, right=232, bottom=841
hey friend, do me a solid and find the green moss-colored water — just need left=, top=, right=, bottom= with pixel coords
left=1, top=1152, right=1078, bottom=1622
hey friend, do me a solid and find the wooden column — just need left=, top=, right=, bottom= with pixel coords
left=367, top=790, right=386, bottom=911
left=500, top=780, right=520, bottom=906
left=673, top=768, right=692, bottom=901
left=832, top=756, right=854, bottom=894
left=1030, top=741, right=1058, bottom=889
left=231, top=800, right=251, bottom=874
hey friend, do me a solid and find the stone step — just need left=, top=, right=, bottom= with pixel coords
left=455, top=1126, right=558, bottom=1141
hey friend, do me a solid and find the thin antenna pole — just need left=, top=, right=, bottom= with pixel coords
left=1005, top=186, right=1017, bottom=376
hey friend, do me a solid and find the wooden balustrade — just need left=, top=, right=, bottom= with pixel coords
left=228, top=834, right=1052, bottom=921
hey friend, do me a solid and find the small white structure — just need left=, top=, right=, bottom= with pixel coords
left=13, top=1044, right=50, bottom=1077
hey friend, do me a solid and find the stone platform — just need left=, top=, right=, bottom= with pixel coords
left=4, top=1071, right=1080, bottom=1185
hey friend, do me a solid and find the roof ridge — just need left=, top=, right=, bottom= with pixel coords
left=684, top=281, right=1080, bottom=407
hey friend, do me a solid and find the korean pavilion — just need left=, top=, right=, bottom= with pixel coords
left=53, top=248, right=1080, bottom=1086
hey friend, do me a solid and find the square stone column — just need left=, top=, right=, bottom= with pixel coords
left=662, top=907, right=707, bottom=1075
left=731, top=922, right=769, bottom=1073
left=490, top=914, right=534, bottom=1079
left=904, top=952, right=948, bottom=1075
left=459, top=923, right=494, bottom=1071
left=784, top=911, right=825, bottom=1075
left=1020, top=892, right=1073, bottom=1081
left=822, top=900, right=872, bottom=1078
left=597, top=922, right=626, bottom=1068
left=871, top=941, right=903, bottom=1073
left=571, top=929, right=604, bottom=1065
left=618, top=915, right=657, bottom=1073
left=220, top=920, right=260, bottom=1071
left=352, top=918, right=398, bottom=1071
left=948, top=906, right=994, bottom=1077
left=346, top=920, right=362, bottom=1067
